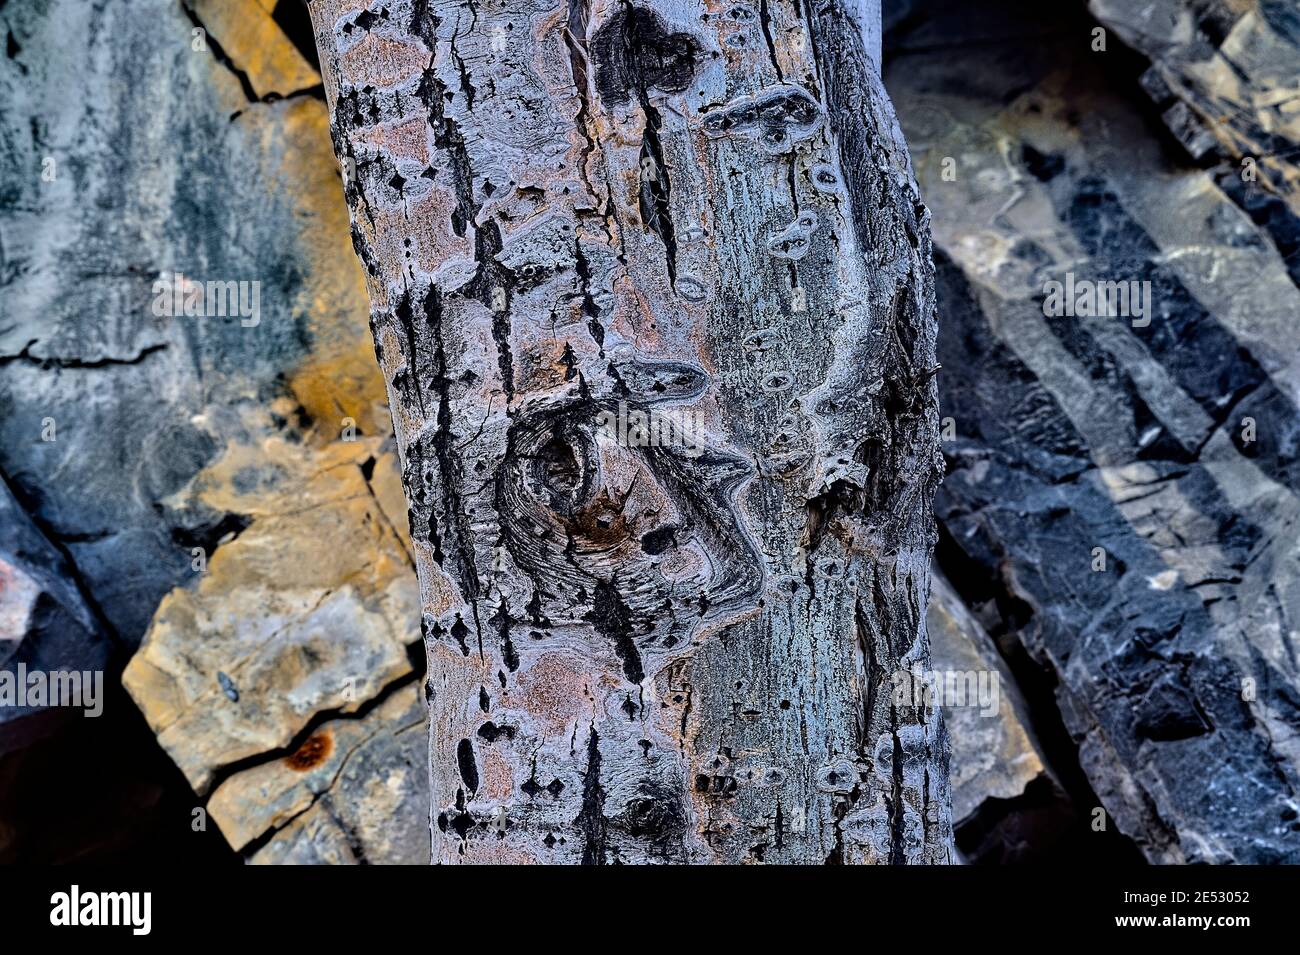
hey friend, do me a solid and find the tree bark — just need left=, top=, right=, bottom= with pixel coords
left=307, top=0, right=951, bottom=863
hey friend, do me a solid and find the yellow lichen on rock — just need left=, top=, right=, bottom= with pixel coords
left=188, top=0, right=320, bottom=99
left=123, top=403, right=420, bottom=795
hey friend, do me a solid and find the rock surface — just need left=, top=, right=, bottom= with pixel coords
left=0, top=0, right=380, bottom=648
left=1, top=0, right=423, bottom=861
left=927, top=572, right=1046, bottom=826
left=1089, top=0, right=1300, bottom=212
left=0, top=474, right=111, bottom=753
left=887, top=0, right=1300, bottom=862
left=122, top=408, right=420, bottom=794
left=209, top=684, right=428, bottom=864
left=1087, top=0, right=1300, bottom=289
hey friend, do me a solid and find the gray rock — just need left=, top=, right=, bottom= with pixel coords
left=0, top=0, right=395, bottom=860
left=0, top=472, right=111, bottom=753
left=1089, top=0, right=1300, bottom=216
left=926, top=573, right=1048, bottom=826
left=0, top=0, right=323, bottom=645
left=211, top=686, right=430, bottom=865
left=887, top=0, right=1300, bottom=862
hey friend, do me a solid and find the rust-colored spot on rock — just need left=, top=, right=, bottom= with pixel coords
left=285, top=731, right=334, bottom=771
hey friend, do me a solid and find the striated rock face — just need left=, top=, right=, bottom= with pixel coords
left=1089, top=0, right=1300, bottom=214
left=886, top=0, right=1300, bottom=862
left=1086, top=1, right=1300, bottom=291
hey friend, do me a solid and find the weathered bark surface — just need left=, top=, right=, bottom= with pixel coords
left=308, top=0, right=951, bottom=863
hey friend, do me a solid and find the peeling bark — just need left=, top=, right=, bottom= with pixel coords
left=307, top=0, right=951, bottom=863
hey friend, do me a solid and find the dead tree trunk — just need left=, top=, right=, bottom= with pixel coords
left=307, top=0, right=952, bottom=864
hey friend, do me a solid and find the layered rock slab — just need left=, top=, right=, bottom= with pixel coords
left=2, top=0, right=425, bottom=860
left=123, top=409, right=419, bottom=794
left=887, top=0, right=1300, bottom=862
